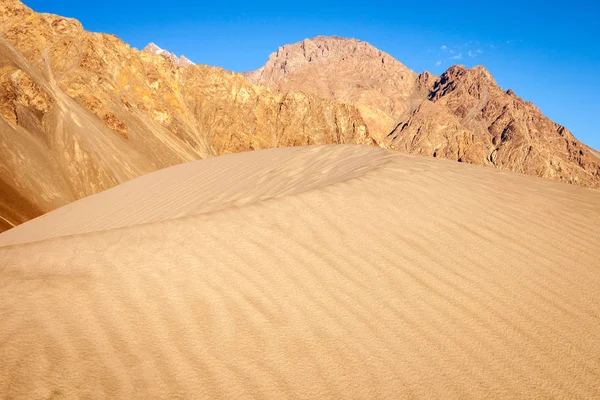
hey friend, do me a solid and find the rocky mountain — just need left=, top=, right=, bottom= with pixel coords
left=248, top=38, right=600, bottom=188
left=387, top=65, right=600, bottom=187
left=243, top=36, right=424, bottom=140
left=0, top=0, right=374, bottom=231
left=143, top=42, right=194, bottom=67
left=1, top=0, right=599, bottom=232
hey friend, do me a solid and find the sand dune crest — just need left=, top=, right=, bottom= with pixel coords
left=1, top=145, right=600, bottom=398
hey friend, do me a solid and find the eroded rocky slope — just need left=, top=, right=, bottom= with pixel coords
left=0, top=0, right=373, bottom=230
left=388, top=66, right=600, bottom=187
left=248, top=37, right=600, bottom=188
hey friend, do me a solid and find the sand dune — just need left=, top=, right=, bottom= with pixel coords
left=0, top=145, right=392, bottom=247
left=1, top=144, right=600, bottom=398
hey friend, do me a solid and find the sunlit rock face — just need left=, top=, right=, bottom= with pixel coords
left=0, top=1, right=374, bottom=231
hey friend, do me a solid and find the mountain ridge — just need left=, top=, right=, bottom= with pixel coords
left=246, top=37, right=600, bottom=187
left=0, top=0, right=599, bottom=233
left=243, top=35, right=423, bottom=138
left=143, top=42, right=194, bottom=67
left=0, top=0, right=375, bottom=231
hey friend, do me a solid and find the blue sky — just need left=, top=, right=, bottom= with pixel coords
left=24, top=0, right=600, bottom=150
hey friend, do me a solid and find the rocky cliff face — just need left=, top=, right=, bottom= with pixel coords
left=243, top=36, right=424, bottom=139
left=249, top=38, right=600, bottom=189
left=0, top=0, right=374, bottom=231
left=388, top=65, right=600, bottom=187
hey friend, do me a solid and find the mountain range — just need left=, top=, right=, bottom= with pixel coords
left=244, top=36, right=600, bottom=186
left=0, top=0, right=599, bottom=232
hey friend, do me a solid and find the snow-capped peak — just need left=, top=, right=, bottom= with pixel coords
left=143, top=42, right=194, bottom=67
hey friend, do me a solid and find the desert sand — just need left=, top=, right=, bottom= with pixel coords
left=1, top=144, right=600, bottom=398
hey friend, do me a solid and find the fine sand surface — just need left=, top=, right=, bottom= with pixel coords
left=1, top=144, right=600, bottom=398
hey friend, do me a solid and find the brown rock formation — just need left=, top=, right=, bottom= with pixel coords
left=388, top=65, right=600, bottom=187
left=248, top=37, right=600, bottom=188
left=0, top=0, right=374, bottom=231
left=243, top=36, right=424, bottom=139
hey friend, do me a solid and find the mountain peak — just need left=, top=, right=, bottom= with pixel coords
left=467, top=65, right=494, bottom=81
left=243, top=36, right=418, bottom=132
left=142, top=42, right=194, bottom=67
left=245, top=35, right=411, bottom=87
left=143, top=42, right=162, bottom=53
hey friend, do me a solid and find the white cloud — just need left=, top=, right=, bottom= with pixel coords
left=441, top=42, right=484, bottom=63
left=467, top=48, right=483, bottom=58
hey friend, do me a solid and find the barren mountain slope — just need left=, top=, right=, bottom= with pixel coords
left=0, top=37, right=157, bottom=231
left=388, top=66, right=600, bottom=187
left=0, top=0, right=374, bottom=231
left=248, top=37, right=600, bottom=188
left=243, top=36, right=425, bottom=135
